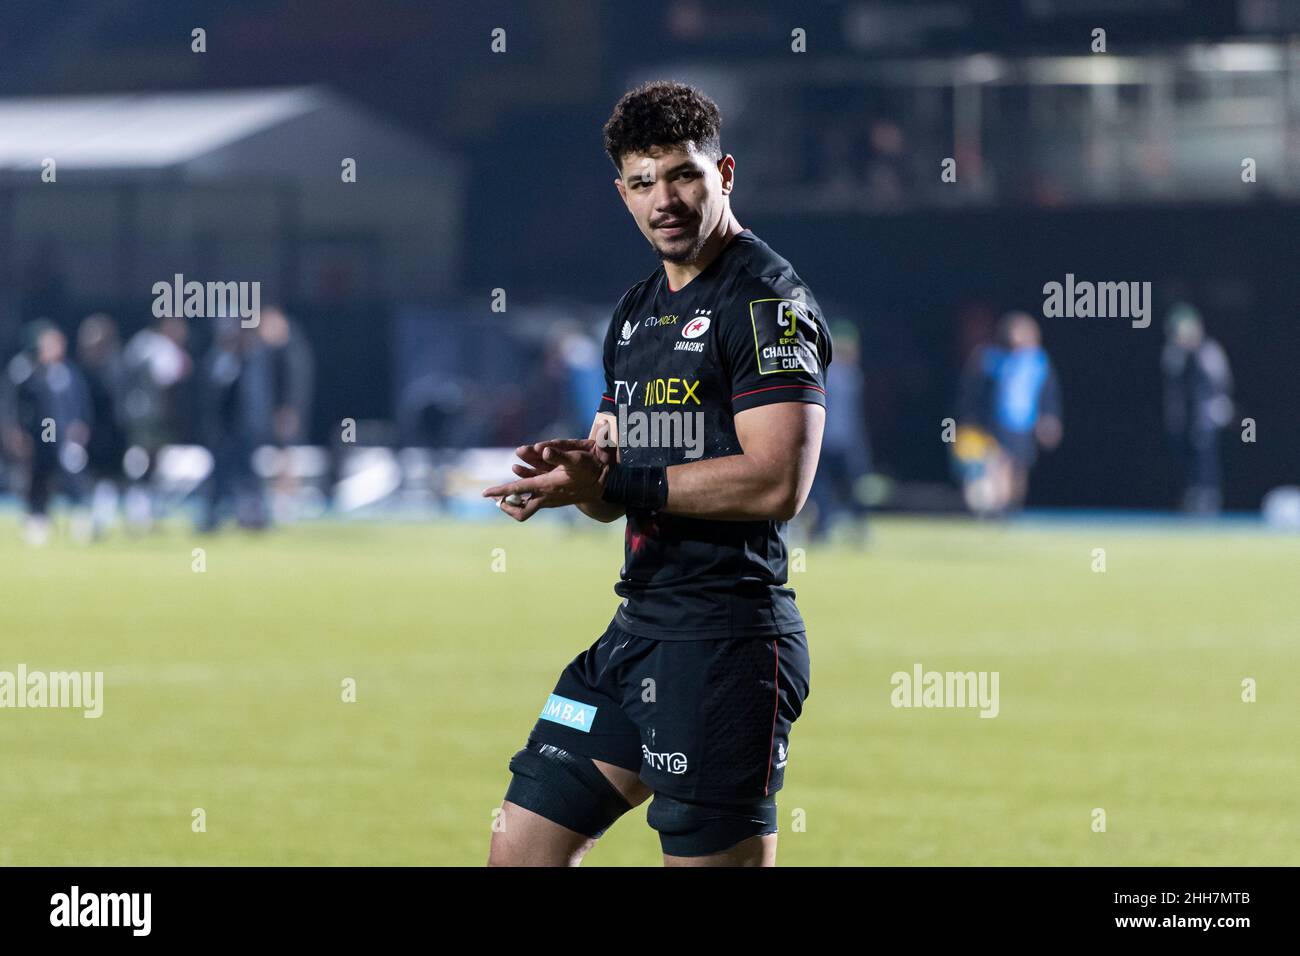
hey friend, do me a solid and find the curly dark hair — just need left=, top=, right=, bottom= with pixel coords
left=602, top=81, right=722, bottom=172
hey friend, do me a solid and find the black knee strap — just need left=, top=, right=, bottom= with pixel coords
left=647, top=792, right=778, bottom=857
left=505, top=741, right=633, bottom=839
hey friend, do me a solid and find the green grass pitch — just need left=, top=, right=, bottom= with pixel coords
left=1, top=514, right=1296, bottom=865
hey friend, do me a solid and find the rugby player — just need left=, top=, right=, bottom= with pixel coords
left=483, top=81, right=832, bottom=867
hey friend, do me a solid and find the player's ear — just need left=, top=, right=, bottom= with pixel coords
left=718, top=154, right=735, bottom=194
left=614, top=177, right=629, bottom=206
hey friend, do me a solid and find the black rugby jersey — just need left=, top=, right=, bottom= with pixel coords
left=596, top=229, right=832, bottom=640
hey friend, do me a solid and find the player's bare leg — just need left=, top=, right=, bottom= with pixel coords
left=663, top=832, right=778, bottom=867
left=487, top=802, right=596, bottom=867
left=487, top=759, right=651, bottom=866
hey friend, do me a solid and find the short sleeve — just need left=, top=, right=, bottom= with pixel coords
left=598, top=287, right=641, bottom=418
left=722, top=285, right=832, bottom=414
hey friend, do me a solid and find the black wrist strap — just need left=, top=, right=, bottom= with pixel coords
left=600, top=463, right=668, bottom=511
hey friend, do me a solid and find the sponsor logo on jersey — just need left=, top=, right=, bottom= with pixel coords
left=778, top=304, right=800, bottom=342
left=645, top=314, right=679, bottom=328
left=617, top=378, right=701, bottom=407
left=618, top=318, right=643, bottom=347
left=642, top=377, right=700, bottom=405
left=612, top=379, right=706, bottom=458
left=641, top=744, right=688, bottom=774
left=539, top=693, right=597, bottom=732
left=748, top=298, right=820, bottom=374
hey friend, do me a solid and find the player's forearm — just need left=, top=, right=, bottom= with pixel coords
left=576, top=499, right=626, bottom=523
left=661, top=454, right=803, bottom=521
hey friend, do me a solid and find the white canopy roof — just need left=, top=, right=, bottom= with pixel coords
left=0, top=86, right=451, bottom=178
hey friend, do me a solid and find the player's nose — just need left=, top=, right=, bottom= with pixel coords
left=651, top=177, right=682, bottom=206
left=653, top=190, right=687, bottom=217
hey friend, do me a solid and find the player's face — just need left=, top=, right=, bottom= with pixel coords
left=615, top=144, right=732, bottom=264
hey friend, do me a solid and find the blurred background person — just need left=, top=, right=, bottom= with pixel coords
left=259, top=305, right=315, bottom=521
left=122, top=315, right=192, bottom=532
left=76, top=313, right=127, bottom=538
left=957, top=311, right=1062, bottom=516
left=198, top=320, right=272, bottom=532
left=1161, top=303, right=1234, bottom=515
left=865, top=118, right=908, bottom=212
left=527, top=330, right=577, bottom=441
left=507, top=320, right=605, bottom=529
left=809, top=321, right=871, bottom=543
left=8, top=321, right=93, bottom=544
left=559, top=322, right=604, bottom=442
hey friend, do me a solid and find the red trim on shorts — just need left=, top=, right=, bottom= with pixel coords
left=732, top=384, right=826, bottom=401
left=764, top=639, right=779, bottom=796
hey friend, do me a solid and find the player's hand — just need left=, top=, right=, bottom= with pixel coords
left=510, top=437, right=588, bottom=479
left=503, top=439, right=589, bottom=494
left=539, top=418, right=617, bottom=463
left=483, top=443, right=609, bottom=521
left=508, top=421, right=617, bottom=480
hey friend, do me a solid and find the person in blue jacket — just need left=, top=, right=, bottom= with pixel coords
left=958, top=311, right=1062, bottom=515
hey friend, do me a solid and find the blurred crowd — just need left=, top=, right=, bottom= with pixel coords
left=0, top=296, right=1239, bottom=544
left=0, top=307, right=314, bottom=543
left=953, top=304, right=1234, bottom=518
